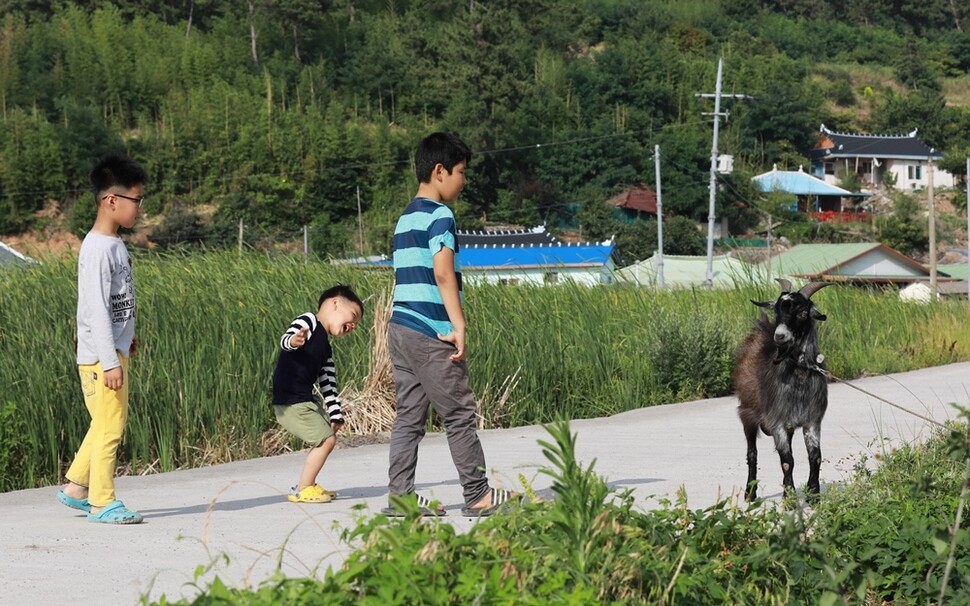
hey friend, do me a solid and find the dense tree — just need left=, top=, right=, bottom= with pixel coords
left=0, top=0, right=967, bottom=252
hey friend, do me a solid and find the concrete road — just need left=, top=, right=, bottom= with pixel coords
left=1, top=362, right=968, bottom=605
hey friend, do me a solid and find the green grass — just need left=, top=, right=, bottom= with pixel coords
left=1, top=251, right=969, bottom=491
left=147, top=417, right=970, bottom=605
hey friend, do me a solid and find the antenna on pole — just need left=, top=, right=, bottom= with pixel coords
left=356, top=185, right=365, bottom=254
left=695, top=57, right=751, bottom=288
left=655, top=144, right=665, bottom=289
left=928, top=153, right=937, bottom=300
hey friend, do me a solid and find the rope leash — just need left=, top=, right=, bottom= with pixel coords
left=804, top=360, right=948, bottom=430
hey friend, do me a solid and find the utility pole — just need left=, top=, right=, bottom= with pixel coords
left=967, top=157, right=969, bottom=301
left=655, top=144, right=665, bottom=289
left=356, top=185, right=365, bottom=255
left=695, top=58, right=750, bottom=288
left=928, top=154, right=937, bottom=299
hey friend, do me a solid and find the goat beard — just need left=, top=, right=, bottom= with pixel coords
left=771, top=343, right=798, bottom=365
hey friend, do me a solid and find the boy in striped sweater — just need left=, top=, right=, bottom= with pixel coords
left=272, top=284, right=363, bottom=503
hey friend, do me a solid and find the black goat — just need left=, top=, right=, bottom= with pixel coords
left=734, top=278, right=832, bottom=502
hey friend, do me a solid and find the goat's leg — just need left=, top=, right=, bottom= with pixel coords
left=772, top=427, right=796, bottom=497
left=743, top=422, right=759, bottom=501
left=804, top=424, right=822, bottom=502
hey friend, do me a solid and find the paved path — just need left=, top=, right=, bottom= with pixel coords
left=1, top=362, right=968, bottom=605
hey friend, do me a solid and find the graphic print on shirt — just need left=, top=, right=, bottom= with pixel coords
left=110, top=258, right=135, bottom=324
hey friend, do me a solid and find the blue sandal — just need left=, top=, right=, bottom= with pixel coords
left=87, top=500, right=143, bottom=525
left=57, top=490, right=91, bottom=513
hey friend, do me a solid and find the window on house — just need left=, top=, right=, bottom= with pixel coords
left=824, top=162, right=835, bottom=175
left=858, top=161, right=871, bottom=175
left=543, top=272, right=559, bottom=285
left=498, top=277, right=520, bottom=286
left=907, top=165, right=923, bottom=180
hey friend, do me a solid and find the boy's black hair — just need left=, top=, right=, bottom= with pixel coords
left=318, top=284, right=364, bottom=316
left=89, top=152, right=148, bottom=200
left=414, top=132, right=471, bottom=184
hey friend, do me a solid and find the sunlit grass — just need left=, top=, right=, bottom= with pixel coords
left=1, top=251, right=969, bottom=491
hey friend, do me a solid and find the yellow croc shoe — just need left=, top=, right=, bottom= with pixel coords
left=319, top=486, right=338, bottom=499
left=288, top=484, right=333, bottom=503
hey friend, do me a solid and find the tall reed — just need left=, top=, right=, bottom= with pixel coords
left=1, top=251, right=968, bottom=491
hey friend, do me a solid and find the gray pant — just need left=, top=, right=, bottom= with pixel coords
left=387, top=323, right=489, bottom=507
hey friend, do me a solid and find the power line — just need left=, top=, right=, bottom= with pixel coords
left=0, top=121, right=711, bottom=201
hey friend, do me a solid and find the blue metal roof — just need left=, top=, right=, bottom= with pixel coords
left=333, top=243, right=616, bottom=270
left=460, top=243, right=615, bottom=269
left=753, top=167, right=853, bottom=196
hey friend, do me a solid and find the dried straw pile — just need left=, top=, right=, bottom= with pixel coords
left=340, top=289, right=397, bottom=435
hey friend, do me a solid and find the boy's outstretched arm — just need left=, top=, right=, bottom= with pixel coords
left=280, top=314, right=314, bottom=350
left=432, top=246, right=466, bottom=362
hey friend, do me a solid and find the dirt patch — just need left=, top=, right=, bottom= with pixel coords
left=4, top=230, right=81, bottom=258
left=336, top=431, right=391, bottom=450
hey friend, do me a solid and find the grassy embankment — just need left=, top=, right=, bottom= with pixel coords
left=1, top=250, right=968, bottom=491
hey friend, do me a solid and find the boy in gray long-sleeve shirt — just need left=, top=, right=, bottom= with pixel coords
left=57, top=153, right=147, bottom=525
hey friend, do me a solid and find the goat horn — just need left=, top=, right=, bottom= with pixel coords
left=775, top=277, right=792, bottom=293
left=798, top=281, right=833, bottom=299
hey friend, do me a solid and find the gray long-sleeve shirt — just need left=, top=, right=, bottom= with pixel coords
left=76, top=232, right=135, bottom=370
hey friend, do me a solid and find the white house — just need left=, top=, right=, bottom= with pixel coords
left=809, top=124, right=955, bottom=192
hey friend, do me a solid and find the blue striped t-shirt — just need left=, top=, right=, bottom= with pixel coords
left=390, top=197, right=463, bottom=339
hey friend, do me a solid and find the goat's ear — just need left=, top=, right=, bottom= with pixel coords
left=811, top=307, right=827, bottom=321
left=751, top=299, right=773, bottom=309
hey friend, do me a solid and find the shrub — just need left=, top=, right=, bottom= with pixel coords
left=0, top=402, right=32, bottom=492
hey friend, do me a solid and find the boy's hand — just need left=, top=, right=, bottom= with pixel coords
left=437, top=329, right=466, bottom=362
left=103, top=366, right=124, bottom=390
left=331, top=421, right=344, bottom=433
left=290, top=327, right=309, bottom=348
left=129, top=337, right=138, bottom=356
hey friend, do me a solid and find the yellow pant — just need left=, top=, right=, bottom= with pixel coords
left=65, top=355, right=129, bottom=507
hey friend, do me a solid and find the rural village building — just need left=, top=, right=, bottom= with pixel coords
left=617, top=253, right=754, bottom=289
left=752, top=165, right=871, bottom=222
left=457, top=226, right=617, bottom=286
left=809, top=124, right=955, bottom=192
left=336, top=226, right=618, bottom=286
left=0, top=241, right=35, bottom=267
left=607, top=184, right=657, bottom=222
left=767, top=242, right=951, bottom=286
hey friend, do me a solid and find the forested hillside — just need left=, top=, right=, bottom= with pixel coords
left=1, top=0, right=968, bottom=260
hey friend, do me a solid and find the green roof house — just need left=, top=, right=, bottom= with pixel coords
left=0, top=241, right=35, bottom=267
left=617, top=253, right=758, bottom=289
left=767, top=243, right=944, bottom=285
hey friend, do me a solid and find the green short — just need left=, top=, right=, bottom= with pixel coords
left=273, top=401, right=334, bottom=445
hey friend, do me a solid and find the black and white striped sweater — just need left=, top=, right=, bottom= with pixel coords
left=271, top=312, right=344, bottom=424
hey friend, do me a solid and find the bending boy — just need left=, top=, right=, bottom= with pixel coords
left=272, top=285, right=363, bottom=503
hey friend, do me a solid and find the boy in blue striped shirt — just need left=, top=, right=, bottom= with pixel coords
left=385, top=132, right=516, bottom=517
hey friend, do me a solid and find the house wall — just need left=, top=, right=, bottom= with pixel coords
left=885, top=160, right=955, bottom=190
left=463, top=266, right=615, bottom=287
left=833, top=251, right=925, bottom=278
left=815, top=158, right=955, bottom=191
